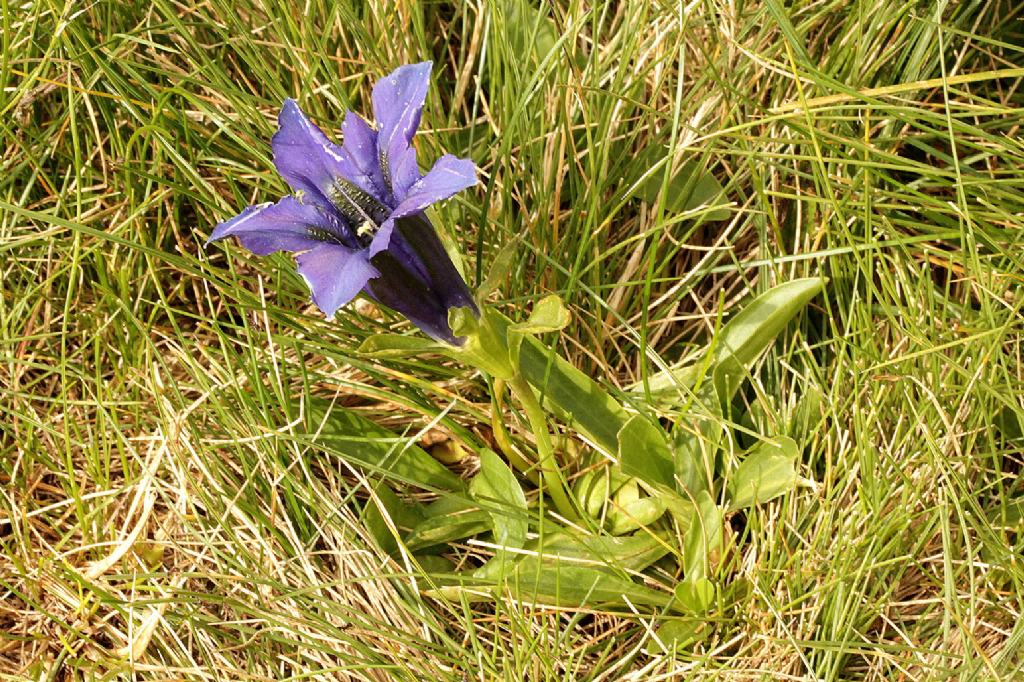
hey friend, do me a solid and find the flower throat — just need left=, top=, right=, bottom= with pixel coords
left=327, top=177, right=390, bottom=247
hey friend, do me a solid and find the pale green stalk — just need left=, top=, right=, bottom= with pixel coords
left=508, top=373, right=580, bottom=524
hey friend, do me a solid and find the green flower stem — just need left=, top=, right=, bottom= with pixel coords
left=491, top=379, right=541, bottom=486
left=508, top=373, right=580, bottom=524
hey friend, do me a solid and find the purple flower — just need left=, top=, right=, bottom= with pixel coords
left=208, top=62, right=479, bottom=344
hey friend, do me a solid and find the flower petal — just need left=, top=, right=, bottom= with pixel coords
left=372, top=62, right=433, bottom=201
left=393, top=213, right=477, bottom=314
left=390, top=144, right=421, bottom=202
left=272, top=99, right=351, bottom=208
left=207, top=196, right=348, bottom=255
left=364, top=215, right=477, bottom=342
left=365, top=248, right=460, bottom=345
left=341, top=111, right=389, bottom=203
left=295, top=244, right=379, bottom=319
left=366, top=155, right=476, bottom=257
left=367, top=217, right=397, bottom=258
left=391, top=155, right=477, bottom=220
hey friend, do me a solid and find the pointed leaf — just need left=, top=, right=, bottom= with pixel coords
left=362, top=484, right=426, bottom=556
left=478, top=239, right=519, bottom=300
left=708, top=278, right=827, bottom=368
left=501, top=563, right=678, bottom=612
left=618, top=415, right=675, bottom=490
left=631, top=149, right=729, bottom=220
left=404, top=511, right=490, bottom=552
left=674, top=577, right=717, bottom=614
left=726, top=436, right=800, bottom=511
left=510, top=295, right=571, bottom=335
left=473, top=528, right=679, bottom=612
left=475, top=529, right=673, bottom=583
left=357, top=333, right=446, bottom=358
left=305, top=398, right=463, bottom=491
left=404, top=494, right=491, bottom=552
left=469, top=449, right=528, bottom=553
left=710, top=278, right=825, bottom=406
left=682, top=490, right=723, bottom=581
left=428, top=563, right=678, bottom=613
left=637, top=278, right=826, bottom=408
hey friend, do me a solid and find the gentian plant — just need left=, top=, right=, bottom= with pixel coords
left=209, top=62, right=477, bottom=344
left=208, top=61, right=824, bottom=637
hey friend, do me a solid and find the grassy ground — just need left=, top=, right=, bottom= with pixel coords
left=3, top=0, right=1024, bottom=679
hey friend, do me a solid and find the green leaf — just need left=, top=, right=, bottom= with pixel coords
left=505, top=295, right=570, bottom=368
left=362, top=484, right=426, bottom=556
left=478, top=239, right=519, bottom=300
left=614, top=478, right=640, bottom=506
left=356, top=334, right=444, bottom=357
left=476, top=530, right=672, bottom=583
left=607, top=497, right=668, bottom=535
left=650, top=619, right=709, bottom=652
left=533, top=531, right=673, bottom=573
left=617, top=415, right=675, bottom=490
left=994, top=405, right=1024, bottom=443
left=726, top=436, right=800, bottom=511
left=637, top=278, right=826, bottom=407
left=671, top=383, right=721, bottom=496
left=404, top=495, right=491, bottom=552
left=674, top=577, right=717, bottom=614
left=305, top=398, right=463, bottom=492
left=509, top=295, right=571, bottom=335
left=456, top=527, right=681, bottom=612
left=429, top=562, right=678, bottom=613
left=574, top=463, right=611, bottom=519
left=448, top=306, right=480, bottom=338
left=500, top=563, right=677, bottom=612
left=496, top=314, right=630, bottom=456
left=469, top=449, right=528, bottom=553
left=573, top=458, right=633, bottom=520
left=682, top=490, right=723, bottom=581
left=602, top=479, right=670, bottom=535
left=476, top=528, right=679, bottom=612
left=413, top=554, right=455, bottom=575
left=986, top=499, right=1024, bottom=530
left=631, top=148, right=729, bottom=220
left=505, top=0, right=559, bottom=66
left=646, top=278, right=819, bottom=504
left=710, top=278, right=825, bottom=406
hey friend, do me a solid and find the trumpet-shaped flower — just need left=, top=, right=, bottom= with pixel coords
left=208, top=62, right=478, bottom=344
